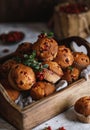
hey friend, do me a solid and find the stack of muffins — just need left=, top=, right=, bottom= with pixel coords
left=0, top=32, right=90, bottom=104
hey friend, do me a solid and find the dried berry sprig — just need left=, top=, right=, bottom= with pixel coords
left=14, top=50, right=48, bottom=72
left=47, top=32, right=54, bottom=38
left=38, top=31, right=54, bottom=39
left=0, top=31, right=24, bottom=44
left=68, top=66, right=74, bottom=71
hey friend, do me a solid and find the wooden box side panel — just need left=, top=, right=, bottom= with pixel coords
left=22, top=79, right=90, bottom=130
left=0, top=83, right=23, bottom=130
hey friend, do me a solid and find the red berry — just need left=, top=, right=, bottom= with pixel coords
left=36, top=72, right=44, bottom=80
left=0, top=31, right=24, bottom=44
left=46, top=126, right=52, bottom=130
left=38, top=33, right=47, bottom=39
left=59, top=3, right=87, bottom=14
left=58, top=126, right=66, bottom=130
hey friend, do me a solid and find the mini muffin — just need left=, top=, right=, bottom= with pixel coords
left=0, top=59, right=17, bottom=78
left=62, top=66, right=80, bottom=83
left=8, top=63, right=36, bottom=91
left=32, top=37, right=58, bottom=61
left=42, top=61, right=63, bottom=83
left=30, top=81, right=55, bottom=100
left=14, top=42, right=32, bottom=56
left=0, top=79, right=20, bottom=101
left=73, top=52, right=90, bottom=70
left=54, top=45, right=74, bottom=68
left=74, top=96, right=90, bottom=123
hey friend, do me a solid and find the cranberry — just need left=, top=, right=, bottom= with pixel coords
left=36, top=71, right=44, bottom=80
left=58, top=126, right=66, bottom=130
left=0, top=31, right=24, bottom=44
left=46, top=126, right=52, bottom=130
left=38, top=33, right=47, bottom=39
left=59, top=3, right=88, bottom=14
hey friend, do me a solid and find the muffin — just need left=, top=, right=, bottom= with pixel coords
left=62, top=66, right=80, bottom=83
left=0, top=79, right=20, bottom=101
left=8, top=63, right=36, bottom=91
left=30, top=81, right=55, bottom=100
left=73, top=52, right=90, bottom=70
left=32, top=37, right=58, bottom=61
left=74, top=96, right=90, bottom=123
left=0, top=59, right=17, bottom=78
left=42, top=61, right=63, bottom=83
left=14, top=42, right=32, bottom=57
left=54, top=45, right=74, bottom=68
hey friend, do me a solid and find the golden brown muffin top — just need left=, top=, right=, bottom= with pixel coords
left=14, top=42, right=32, bottom=56
left=0, top=59, right=17, bottom=78
left=30, top=81, right=55, bottom=100
left=74, top=96, right=90, bottom=116
left=73, top=52, right=90, bottom=68
left=32, top=37, right=58, bottom=61
left=1, top=59, right=17, bottom=72
left=54, top=45, right=74, bottom=68
left=8, top=63, right=36, bottom=90
left=62, top=67, right=80, bottom=83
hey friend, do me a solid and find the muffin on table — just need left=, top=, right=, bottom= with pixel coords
left=74, top=96, right=90, bottom=123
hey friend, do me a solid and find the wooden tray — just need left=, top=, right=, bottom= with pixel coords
left=0, top=36, right=90, bottom=130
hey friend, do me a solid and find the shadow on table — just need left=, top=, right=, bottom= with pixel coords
left=64, top=107, right=77, bottom=122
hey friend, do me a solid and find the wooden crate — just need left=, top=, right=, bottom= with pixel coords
left=0, top=36, right=90, bottom=130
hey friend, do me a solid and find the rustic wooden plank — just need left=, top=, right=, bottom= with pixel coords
left=0, top=83, right=23, bottom=130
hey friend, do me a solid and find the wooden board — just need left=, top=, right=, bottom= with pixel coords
left=0, top=36, right=90, bottom=130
